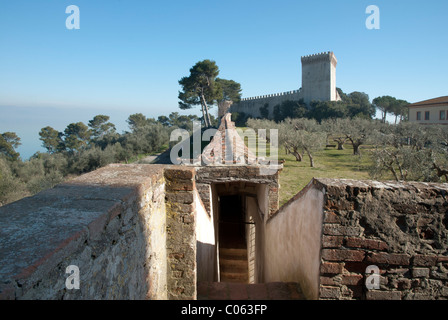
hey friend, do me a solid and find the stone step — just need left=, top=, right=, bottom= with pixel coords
left=220, top=271, right=249, bottom=283
left=197, top=281, right=306, bottom=300
left=219, top=247, right=249, bottom=283
left=220, top=258, right=248, bottom=273
left=219, top=248, right=248, bottom=260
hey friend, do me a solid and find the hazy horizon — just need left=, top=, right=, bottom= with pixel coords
left=1, top=0, right=447, bottom=159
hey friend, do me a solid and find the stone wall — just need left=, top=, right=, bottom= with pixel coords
left=263, top=178, right=448, bottom=300
left=228, top=90, right=302, bottom=120
left=2, top=159, right=446, bottom=300
left=0, top=164, right=168, bottom=300
left=0, top=164, right=200, bottom=300
left=316, top=178, right=448, bottom=300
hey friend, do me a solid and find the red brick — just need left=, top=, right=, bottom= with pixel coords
left=413, top=255, right=438, bottom=267
left=366, top=253, right=410, bottom=266
left=164, top=168, right=194, bottom=180
left=320, top=276, right=339, bottom=286
left=322, top=235, right=344, bottom=248
left=322, top=249, right=366, bottom=262
left=321, top=262, right=344, bottom=274
left=323, top=224, right=361, bottom=236
left=345, top=237, right=388, bottom=251
left=366, top=290, right=402, bottom=300
left=166, top=179, right=194, bottom=191
left=341, top=274, right=364, bottom=286
left=320, top=286, right=341, bottom=299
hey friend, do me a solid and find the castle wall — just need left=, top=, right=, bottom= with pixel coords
left=228, top=90, right=302, bottom=120
left=227, top=52, right=341, bottom=120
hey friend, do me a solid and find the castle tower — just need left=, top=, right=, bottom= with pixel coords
left=301, top=52, right=340, bottom=105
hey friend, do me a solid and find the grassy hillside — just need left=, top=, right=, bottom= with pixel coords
left=277, top=145, right=373, bottom=206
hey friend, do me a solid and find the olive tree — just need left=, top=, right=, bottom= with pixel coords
left=279, top=118, right=326, bottom=167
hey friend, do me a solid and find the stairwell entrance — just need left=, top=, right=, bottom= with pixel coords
left=218, top=194, right=250, bottom=283
left=213, top=181, right=267, bottom=284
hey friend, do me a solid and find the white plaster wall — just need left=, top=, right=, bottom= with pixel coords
left=195, top=190, right=216, bottom=282
left=263, top=185, right=324, bottom=300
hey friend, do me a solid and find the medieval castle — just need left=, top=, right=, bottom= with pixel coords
left=225, top=51, right=342, bottom=119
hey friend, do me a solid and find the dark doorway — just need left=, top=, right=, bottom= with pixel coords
left=218, top=194, right=249, bottom=283
left=219, top=195, right=245, bottom=249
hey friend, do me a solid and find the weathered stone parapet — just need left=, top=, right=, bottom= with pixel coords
left=0, top=164, right=168, bottom=300
left=0, top=164, right=203, bottom=300
left=314, top=178, right=448, bottom=300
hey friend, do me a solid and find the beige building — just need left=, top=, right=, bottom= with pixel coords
left=408, top=96, right=448, bottom=125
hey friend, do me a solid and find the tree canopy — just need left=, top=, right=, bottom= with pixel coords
left=0, top=132, right=21, bottom=161
left=216, top=78, right=242, bottom=103
left=372, top=96, right=409, bottom=123
left=178, top=60, right=241, bottom=128
left=178, top=60, right=221, bottom=128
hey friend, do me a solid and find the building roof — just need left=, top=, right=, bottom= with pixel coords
left=408, top=96, right=448, bottom=108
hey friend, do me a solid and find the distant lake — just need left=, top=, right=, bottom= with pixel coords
left=0, top=105, right=149, bottom=160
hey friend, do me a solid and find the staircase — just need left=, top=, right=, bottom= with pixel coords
left=197, top=281, right=305, bottom=300
left=219, top=247, right=249, bottom=283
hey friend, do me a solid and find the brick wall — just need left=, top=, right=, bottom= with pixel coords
left=164, top=168, right=197, bottom=299
left=316, top=179, right=448, bottom=300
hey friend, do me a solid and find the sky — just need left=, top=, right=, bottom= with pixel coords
left=0, top=0, right=447, bottom=159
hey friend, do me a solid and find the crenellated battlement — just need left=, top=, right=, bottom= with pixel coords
left=301, top=51, right=338, bottom=66
left=240, top=89, right=302, bottom=102
left=301, top=51, right=337, bottom=66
